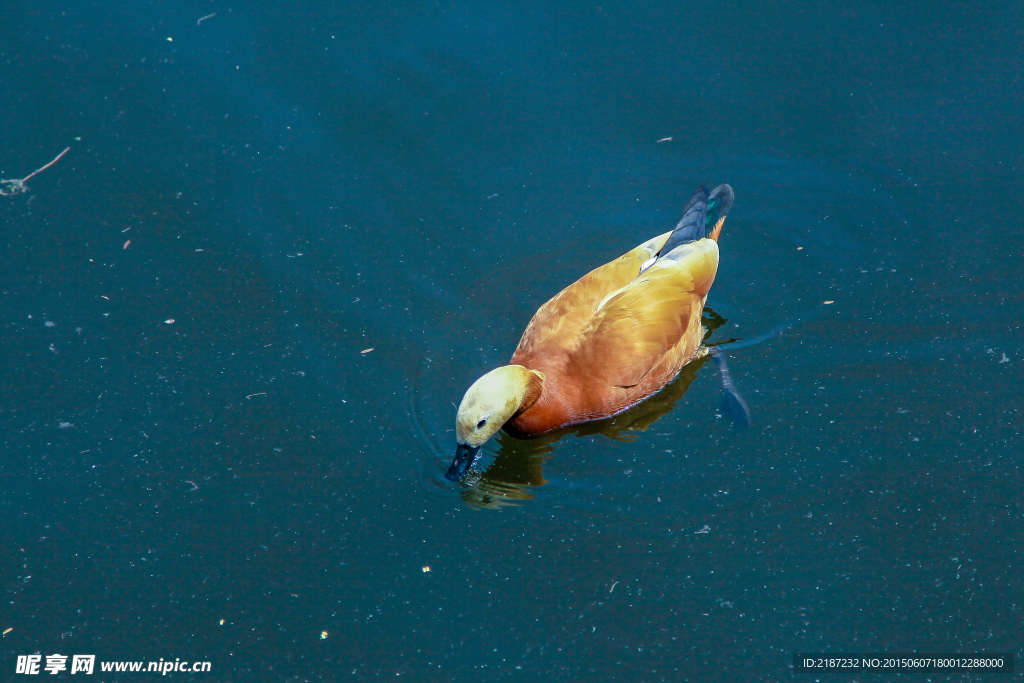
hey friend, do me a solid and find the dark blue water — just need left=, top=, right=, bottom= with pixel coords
left=2, top=1, right=1022, bottom=680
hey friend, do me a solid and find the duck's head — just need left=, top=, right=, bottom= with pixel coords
left=446, top=365, right=544, bottom=481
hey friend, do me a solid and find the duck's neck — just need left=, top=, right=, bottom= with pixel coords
left=509, top=365, right=545, bottom=418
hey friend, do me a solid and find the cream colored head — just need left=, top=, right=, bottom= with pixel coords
left=455, top=365, right=544, bottom=447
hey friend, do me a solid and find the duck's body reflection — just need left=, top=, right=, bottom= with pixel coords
left=457, top=308, right=735, bottom=509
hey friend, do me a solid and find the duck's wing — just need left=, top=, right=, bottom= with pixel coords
left=513, top=231, right=672, bottom=358
left=576, top=238, right=720, bottom=389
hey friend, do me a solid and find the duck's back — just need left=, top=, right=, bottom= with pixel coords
left=512, top=231, right=672, bottom=361
left=507, top=233, right=719, bottom=436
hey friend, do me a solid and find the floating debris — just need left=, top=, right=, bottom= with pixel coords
left=1, top=147, right=70, bottom=197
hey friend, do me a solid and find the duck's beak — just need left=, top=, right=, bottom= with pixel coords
left=446, top=443, right=481, bottom=481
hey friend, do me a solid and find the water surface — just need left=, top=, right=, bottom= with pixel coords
left=1, top=0, right=1022, bottom=680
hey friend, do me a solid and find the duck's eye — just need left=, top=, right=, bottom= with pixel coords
left=477, top=419, right=487, bottom=429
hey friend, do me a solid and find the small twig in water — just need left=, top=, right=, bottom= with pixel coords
left=1, top=147, right=70, bottom=196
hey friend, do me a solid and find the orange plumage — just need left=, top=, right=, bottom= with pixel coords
left=448, top=184, right=734, bottom=480
left=506, top=230, right=718, bottom=435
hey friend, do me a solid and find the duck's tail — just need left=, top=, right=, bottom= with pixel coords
left=660, top=184, right=735, bottom=256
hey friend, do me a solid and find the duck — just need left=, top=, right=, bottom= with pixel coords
left=447, top=184, right=735, bottom=481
